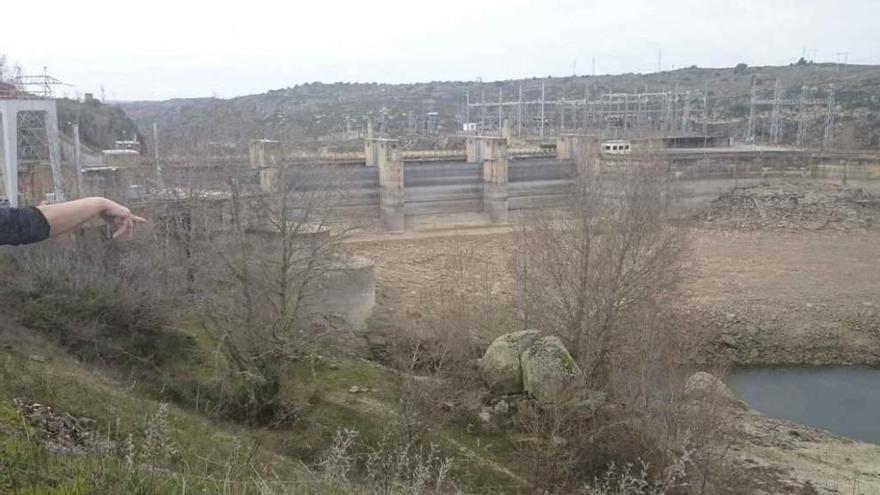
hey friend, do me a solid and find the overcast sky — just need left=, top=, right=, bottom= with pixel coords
left=3, top=0, right=877, bottom=101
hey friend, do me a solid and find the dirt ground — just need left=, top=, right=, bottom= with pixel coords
left=344, top=224, right=880, bottom=366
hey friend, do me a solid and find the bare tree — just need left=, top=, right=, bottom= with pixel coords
left=196, top=158, right=358, bottom=422
left=513, top=146, right=686, bottom=386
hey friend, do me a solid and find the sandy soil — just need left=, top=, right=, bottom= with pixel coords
left=732, top=409, right=880, bottom=494
left=345, top=224, right=880, bottom=366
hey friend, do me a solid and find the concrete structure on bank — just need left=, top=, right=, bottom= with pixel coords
left=249, top=139, right=281, bottom=169
left=467, top=136, right=509, bottom=223
left=370, top=138, right=405, bottom=231
left=0, top=98, right=64, bottom=206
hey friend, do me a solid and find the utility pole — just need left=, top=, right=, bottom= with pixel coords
left=498, top=87, right=503, bottom=132
left=836, top=52, right=848, bottom=72
left=153, top=123, right=163, bottom=187
left=73, top=123, right=82, bottom=198
left=464, top=90, right=470, bottom=125
left=680, top=92, right=691, bottom=133
left=823, top=84, right=836, bottom=149
left=560, top=98, right=566, bottom=132
left=540, top=82, right=545, bottom=138
left=480, top=85, right=486, bottom=132
left=796, top=85, right=809, bottom=147
left=703, top=79, right=709, bottom=148
left=769, top=77, right=783, bottom=145
left=747, top=78, right=756, bottom=143
left=517, top=84, right=523, bottom=138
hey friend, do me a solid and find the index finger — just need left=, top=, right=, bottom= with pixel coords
left=131, top=215, right=147, bottom=223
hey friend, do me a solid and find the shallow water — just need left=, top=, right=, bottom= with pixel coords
left=727, top=366, right=880, bottom=444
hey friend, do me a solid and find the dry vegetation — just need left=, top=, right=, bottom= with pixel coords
left=3, top=147, right=850, bottom=494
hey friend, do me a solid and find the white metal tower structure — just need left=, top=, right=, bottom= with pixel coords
left=0, top=72, right=66, bottom=206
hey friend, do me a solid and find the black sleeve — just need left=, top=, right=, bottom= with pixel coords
left=0, top=206, right=51, bottom=246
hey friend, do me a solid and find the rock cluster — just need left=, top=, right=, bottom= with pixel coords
left=12, top=398, right=110, bottom=455
left=478, top=331, right=582, bottom=402
left=703, top=181, right=880, bottom=232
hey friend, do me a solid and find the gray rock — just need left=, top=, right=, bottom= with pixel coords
left=721, top=334, right=739, bottom=348
left=573, top=391, right=607, bottom=415
left=521, top=336, right=582, bottom=402
left=551, top=435, right=568, bottom=448
left=493, top=399, right=510, bottom=415
left=478, top=410, right=492, bottom=423
left=684, top=372, right=745, bottom=409
left=478, top=330, right=541, bottom=394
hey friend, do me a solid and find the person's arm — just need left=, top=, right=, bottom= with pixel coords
left=0, top=206, right=52, bottom=245
left=36, top=197, right=146, bottom=240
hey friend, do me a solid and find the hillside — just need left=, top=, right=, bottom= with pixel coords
left=121, top=63, right=880, bottom=154
left=57, top=97, right=143, bottom=152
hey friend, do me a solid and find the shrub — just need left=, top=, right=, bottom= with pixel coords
left=5, top=244, right=187, bottom=368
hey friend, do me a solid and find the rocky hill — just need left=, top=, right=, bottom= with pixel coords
left=121, top=63, right=880, bottom=155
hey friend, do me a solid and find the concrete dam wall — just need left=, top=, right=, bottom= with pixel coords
left=159, top=137, right=880, bottom=231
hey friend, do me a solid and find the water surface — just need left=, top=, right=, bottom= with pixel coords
left=727, top=366, right=880, bottom=443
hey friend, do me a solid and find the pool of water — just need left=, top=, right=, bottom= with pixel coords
left=727, top=366, right=880, bottom=444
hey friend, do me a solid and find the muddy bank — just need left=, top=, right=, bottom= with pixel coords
left=692, top=303, right=880, bottom=366
left=729, top=407, right=880, bottom=494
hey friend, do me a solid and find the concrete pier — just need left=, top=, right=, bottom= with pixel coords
left=467, top=136, right=509, bottom=223
left=365, top=138, right=380, bottom=167
left=250, top=139, right=282, bottom=191
left=249, top=139, right=280, bottom=169
left=373, top=138, right=405, bottom=231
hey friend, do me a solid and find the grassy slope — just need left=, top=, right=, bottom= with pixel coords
left=0, top=318, right=523, bottom=494
left=0, top=327, right=315, bottom=494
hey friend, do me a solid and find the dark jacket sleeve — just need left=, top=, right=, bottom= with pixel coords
left=0, top=206, right=51, bottom=246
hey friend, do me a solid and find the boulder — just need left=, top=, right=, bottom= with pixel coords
left=573, top=390, right=608, bottom=416
left=521, top=336, right=582, bottom=402
left=478, top=330, right=541, bottom=394
left=684, top=372, right=745, bottom=409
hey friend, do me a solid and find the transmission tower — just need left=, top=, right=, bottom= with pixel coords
left=796, top=86, right=809, bottom=147
left=769, top=78, right=783, bottom=145
left=746, top=78, right=757, bottom=143
left=823, top=85, right=836, bottom=149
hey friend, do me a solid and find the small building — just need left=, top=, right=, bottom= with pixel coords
left=102, top=148, right=142, bottom=169
left=601, top=140, right=632, bottom=155
left=114, top=139, right=141, bottom=152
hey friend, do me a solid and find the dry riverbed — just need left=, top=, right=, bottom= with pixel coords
left=343, top=199, right=880, bottom=492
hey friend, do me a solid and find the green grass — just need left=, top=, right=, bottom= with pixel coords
left=0, top=345, right=318, bottom=494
